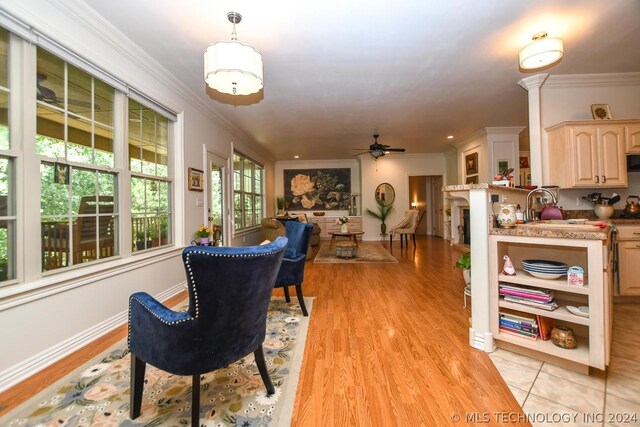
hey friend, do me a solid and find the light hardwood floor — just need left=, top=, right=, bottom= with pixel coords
left=0, top=236, right=528, bottom=425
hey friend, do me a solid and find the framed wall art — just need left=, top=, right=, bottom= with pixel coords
left=466, top=175, right=479, bottom=184
left=283, top=168, right=351, bottom=210
left=188, top=167, right=204, bottom=191
left=591, top=104, right=612, bottom=120
left=465, top=152, right=478, bottom=175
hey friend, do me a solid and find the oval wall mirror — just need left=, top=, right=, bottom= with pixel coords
left=375, top=183, right=395, bottom=207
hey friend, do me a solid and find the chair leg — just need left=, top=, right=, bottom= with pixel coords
left=389, top=234, right=393, bottom=245
left=283, top=286, right=291, bottom=303
left=412, top=233, right=416, bottom=247
left=254, top=344, right=275, bottom=395
left=191, top=374, right=200, bottom=427
left=130, top=353, right=146, bottom=419
left=295, top=283, right=308, bottom=316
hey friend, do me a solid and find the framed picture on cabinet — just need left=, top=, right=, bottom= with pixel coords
left=466, top=175, right=479, bottom=184
left=591, top=104, right=612, bottom=120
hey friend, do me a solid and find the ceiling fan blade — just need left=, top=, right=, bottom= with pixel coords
left=385, top=148, right=406, bottom=152
left=352, top=148, right=372, bottom=150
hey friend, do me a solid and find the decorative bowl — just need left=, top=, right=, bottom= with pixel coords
left=551, top=326, right=577, bottom=349
left=312, top=212, right=325, bottom=216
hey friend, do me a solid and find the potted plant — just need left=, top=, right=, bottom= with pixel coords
left=276, top=196, right=285, bottom=215
left=365, top=204, right=394, bottom=235
left=454, top=251, right=471, bottom=286
left=135, top=230, right=151, bottom=251
left=194, top=225, right=212, bottom=245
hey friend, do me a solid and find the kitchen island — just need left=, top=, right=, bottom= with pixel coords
left=488, top=222, right=612, bottom=373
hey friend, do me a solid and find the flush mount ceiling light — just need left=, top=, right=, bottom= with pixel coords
left=519, top=32, right=564, bottom=70
left=204, top=12, right=263, bottom=95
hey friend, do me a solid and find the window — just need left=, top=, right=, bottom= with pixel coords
left=0, top=27, right=15, bottom=282
left=128, top=99, right=172, bottom=252
left=233, top=152, right=263, bottom=231
left=37, top=47, right=118, bottom=271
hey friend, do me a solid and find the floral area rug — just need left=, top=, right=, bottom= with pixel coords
left=3, top=297, right=312, bottom=426
left=314, top=242, right=398, bottom=263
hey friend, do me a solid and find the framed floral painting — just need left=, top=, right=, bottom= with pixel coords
left=283, top=168, right=351, bottom=210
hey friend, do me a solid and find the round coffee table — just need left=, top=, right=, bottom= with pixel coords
left=328, top=231, right=364, bottom=249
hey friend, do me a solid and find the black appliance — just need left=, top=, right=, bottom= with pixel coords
left=627, top=155, right=640, bottom=172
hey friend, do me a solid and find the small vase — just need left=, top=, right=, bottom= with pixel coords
left=462, top=269, right=471, bottom=286
left=200, top=237, right=209, bottom=246
left=381, top=223, right=387, bottom=235
left=551, top=326, right=577, bottom=349
left=340, top=223, right=348, bottom=233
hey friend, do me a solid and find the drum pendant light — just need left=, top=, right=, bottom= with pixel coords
left=519, top=32, right=564, bottom=70
left=204, top=12, right=263, bottom=95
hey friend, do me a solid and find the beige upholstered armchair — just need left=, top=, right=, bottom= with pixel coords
left=389, top=210, right=421, bottom=247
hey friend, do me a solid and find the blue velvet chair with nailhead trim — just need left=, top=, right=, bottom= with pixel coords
left=128, top=237, right=288, bottom=427
left=274, top=221, right=313, bottom=316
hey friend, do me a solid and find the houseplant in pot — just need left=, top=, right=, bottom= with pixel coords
left=454, top=251, right=471, bottom=286
left=365, top=204, right=394, bottom=235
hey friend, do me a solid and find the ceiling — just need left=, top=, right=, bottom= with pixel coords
left=82, top=0, right=640, bottom=161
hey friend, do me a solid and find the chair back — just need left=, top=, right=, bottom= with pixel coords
left=284, top=221, right=313, bottom=259
left=180, top=237, right=288, bottom=368
left=407, top=209, right=420, bottom=232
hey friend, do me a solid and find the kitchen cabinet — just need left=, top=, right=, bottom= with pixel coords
left=489, top=232, right=610, bottom=370
left=545, top=120, right=640, bottom=188
left=615, top=224, right=640, bottom=295
left=627, top=123, right=640, bottom=153
left=309, top=216, right=362, bottom=238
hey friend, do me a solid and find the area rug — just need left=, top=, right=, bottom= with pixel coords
left=3, top=297, right=313, bottom=427
left=314, top=242, right=397, bottom=263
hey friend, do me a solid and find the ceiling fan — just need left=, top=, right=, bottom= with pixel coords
left=37, top=73, right=100, bottom=111
left=353, top=134, right=406, bottom=159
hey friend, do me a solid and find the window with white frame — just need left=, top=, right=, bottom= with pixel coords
left=128, top=99, right=172, bottom=252
left=0, top=27, right=15, bottom=282
left=233, top=152, right=263, bottom=231
left=36, top=47, right=119, bottom=271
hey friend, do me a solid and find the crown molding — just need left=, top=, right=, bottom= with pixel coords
left=518, top=73, right=549, bottom=91
left=0, top=0, right=266, bottom=157
left=544, top=72, right=640, bottom=88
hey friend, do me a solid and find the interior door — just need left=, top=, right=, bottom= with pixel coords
left=207, top=151, right=227, bottom=246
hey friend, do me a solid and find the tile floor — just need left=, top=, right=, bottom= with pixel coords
left=490, top=304, right=640, bottom=426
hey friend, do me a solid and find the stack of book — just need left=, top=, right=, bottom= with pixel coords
left=499, top=312, right=539, bottom=340
left=499, top=283, right=558, bottom=311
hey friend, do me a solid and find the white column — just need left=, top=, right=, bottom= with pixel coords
left=518, top=74, right=548, bottom=187
left=469, top=188, right=492, bottom=351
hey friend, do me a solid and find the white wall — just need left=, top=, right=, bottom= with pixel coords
left=360, top=154, right=446, bottom=239
left=540, top=74, right=640, bottom=210
left=0, top=0, right=273, bottom=388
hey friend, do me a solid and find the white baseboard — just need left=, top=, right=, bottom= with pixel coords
left=0, top=282, right=186, bottom=393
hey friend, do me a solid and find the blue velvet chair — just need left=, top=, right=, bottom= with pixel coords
left=128, top=237, right=288, bottom=426
left=274, top=222, right=313, bottom=316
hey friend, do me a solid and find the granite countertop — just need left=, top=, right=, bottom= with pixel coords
left=442, top=183, right=528, bottom=194
left=489, top=221, right=611, bottom=240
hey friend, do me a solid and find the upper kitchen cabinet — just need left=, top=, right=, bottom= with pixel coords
left=627, top=123, right=640, bottom=153
left=545, top=120, right=640, bottom=188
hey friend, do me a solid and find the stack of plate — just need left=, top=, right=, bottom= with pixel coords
left=522, top=259, right=568, bottom=280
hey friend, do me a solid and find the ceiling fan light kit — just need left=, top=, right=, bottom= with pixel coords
left=353, top=134, right=406, bottom=160
left=519, top=32, right=564, bottom=70
left=204, top=12, right=263, bottom=95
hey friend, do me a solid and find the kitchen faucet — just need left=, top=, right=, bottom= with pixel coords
left=524, top=188, right=558, bottom=222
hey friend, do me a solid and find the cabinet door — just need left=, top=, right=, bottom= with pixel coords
left=598, top=126, right=627, bottom=187
left=619, top=242, right=640, bottom=295
left=570, top=126, right=598, bottom=187
left=627, top=124, right=640, bottom=154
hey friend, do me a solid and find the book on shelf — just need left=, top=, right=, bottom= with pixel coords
left=502, top=295, right=559, bottom=311
left=499, top=311, right=537, bottom=327
left=536, top=315, right=555, bottom=341
left=499, top=283, right=553, bottom=296
left=499, top=326, right=538, bottom=341
left=500, top=318, right=539, bottom=334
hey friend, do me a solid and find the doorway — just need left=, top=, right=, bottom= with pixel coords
left=206, top=151, right=227, bottom=246
left=408, top=175, right=444, bottom=237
